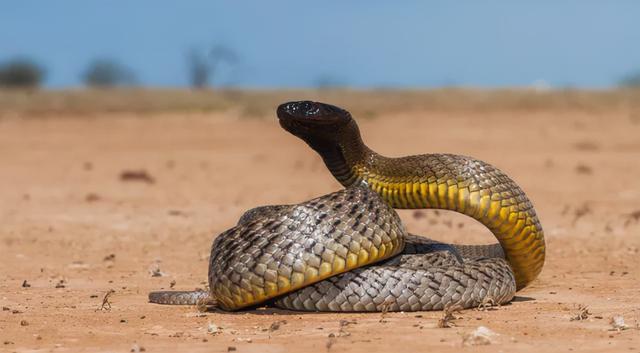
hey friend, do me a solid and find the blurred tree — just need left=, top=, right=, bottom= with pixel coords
left=187, top=49, right=209, bottom=89
left=619, top=71, right=640, bottom=87
left=187, top=45, right=238, bottom=89
left=0, top=58, right=45, bottom=88
left=82, top=59, right=136, bottom=87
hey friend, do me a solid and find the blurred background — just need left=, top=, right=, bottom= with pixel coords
left=1, top=1, right=639, bottom=90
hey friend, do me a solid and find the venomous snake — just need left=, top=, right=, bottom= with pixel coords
left=149, top=101, right=545, bottom=312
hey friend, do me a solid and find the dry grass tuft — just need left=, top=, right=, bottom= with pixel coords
left=570, top=304, right=591, bottom=321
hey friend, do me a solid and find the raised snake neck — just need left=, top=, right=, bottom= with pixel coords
left=277, top=101, right=545, bottom=290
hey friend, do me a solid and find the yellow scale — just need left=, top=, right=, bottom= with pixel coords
left=216, top=235, right=403, bottom=310
left=360, top=170, right=544, bottom=290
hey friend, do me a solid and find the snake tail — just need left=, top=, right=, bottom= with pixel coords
left=148, top=290, right=216, bottom=306
left=277, top=101, right=545, bottom=290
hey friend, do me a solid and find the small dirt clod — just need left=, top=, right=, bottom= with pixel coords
left=119, top=170, right=155, bottom=184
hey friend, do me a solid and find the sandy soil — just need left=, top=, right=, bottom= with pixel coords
left=1, top=104, right=639, bottom=352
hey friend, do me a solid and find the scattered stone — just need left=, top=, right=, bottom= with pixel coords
left=20, top=320, right=29, bottom=326
left=575, top=164, right=593, bottom=175
left=269, top=320, right=287, bottom=332
left=208, top=322, right=222, bottom=335
left=68, top=261, right=90, bottom=270
left=185, top=312, right=208, bottom=318
left=412, top=210, right=426, bottom=219
left=624, top=210, right=640, bottom=227
left=572, top=203, right=591, bottom=225
left=170, top=280, right=176, bottom=289
left=85, top=193, right=101, bottom=202
left=326, top=334, right=336, bottom=350
left=119, top=170, right=155, bottom=184
left=227, top=346, right=236, bottom=352
left=22, top=280, right=30, bottom=288
left=610, top=316, right=629, bottom=331
left=149, top=264, right=165, bottom=277
left=462, top=326, right=497, bottom=346
left=55, top=279, right=66, bottom=288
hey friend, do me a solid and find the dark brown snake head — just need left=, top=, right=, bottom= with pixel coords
left=277, top=101, right=353, bottom=141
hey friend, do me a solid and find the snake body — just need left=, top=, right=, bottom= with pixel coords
left=149, top=101, right=544, bottom=311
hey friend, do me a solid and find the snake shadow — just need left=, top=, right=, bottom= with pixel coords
left=512, top=295, right=535, bottom=302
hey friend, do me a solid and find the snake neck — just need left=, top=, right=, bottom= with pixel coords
left=304, top=122, right=545, bottom=291
left=302, top=120, right=377, bottom=186
left=307, top=124, right=402, bottom=191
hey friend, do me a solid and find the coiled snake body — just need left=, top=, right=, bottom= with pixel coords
left=149, top=101, right=545, bottom=312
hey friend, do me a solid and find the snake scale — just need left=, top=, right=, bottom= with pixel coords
left=149, top=101, right=545, bottom=312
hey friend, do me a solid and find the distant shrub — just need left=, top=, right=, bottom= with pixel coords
left=187, top=45, right=238, bottom=89
left=82, top=59, right=136, bottom=87
left=0, top=58, right=45, bottom=88
left=619, top=72, right=640, bottom=87
left=187, top=49, right=210, bottom=89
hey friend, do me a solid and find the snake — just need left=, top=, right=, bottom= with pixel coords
left=148, top=101, right=545, bottom=312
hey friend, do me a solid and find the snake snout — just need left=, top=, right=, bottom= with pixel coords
left=277, top=101, right=350, bottom=125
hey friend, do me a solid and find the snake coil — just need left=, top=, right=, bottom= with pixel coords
left=149, top=101, right=544, bottom=312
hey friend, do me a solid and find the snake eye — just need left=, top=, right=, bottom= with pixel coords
left=282, top=101, right=320, bottom=118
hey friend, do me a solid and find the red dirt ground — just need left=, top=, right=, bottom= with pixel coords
left=1, top=105, right=639, bottom=352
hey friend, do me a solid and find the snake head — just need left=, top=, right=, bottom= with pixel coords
left=277, top=101, right=353, bottom=139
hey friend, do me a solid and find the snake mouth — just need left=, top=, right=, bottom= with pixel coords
left=277, top=101, right=352, bottom=127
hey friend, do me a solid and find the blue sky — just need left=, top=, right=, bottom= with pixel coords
left=1, top=1, right=639, bottom=88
